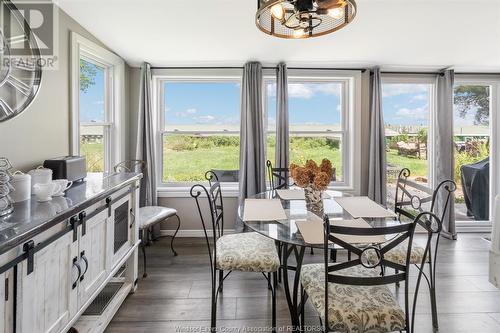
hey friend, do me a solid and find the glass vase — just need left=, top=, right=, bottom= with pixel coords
left=304, top=185, right=324, bottom=215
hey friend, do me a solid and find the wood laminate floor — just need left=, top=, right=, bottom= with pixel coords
left=107, top=234, right=500, bottom=333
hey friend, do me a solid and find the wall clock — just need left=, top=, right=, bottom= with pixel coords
left=0, top=0, right=42, bottom=122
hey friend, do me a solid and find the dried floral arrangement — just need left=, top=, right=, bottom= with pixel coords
left=290, top=159, right=335, bottom=192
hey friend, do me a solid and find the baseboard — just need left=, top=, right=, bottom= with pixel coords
left=456, top=222, right=492, bottom=233
left=160, top=229, right=236, bottom=237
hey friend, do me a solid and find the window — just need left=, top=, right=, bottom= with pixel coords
left=157, top=75, right=241, bottom=184
left=71, top=33, right=125, bottom=173
left=453, top=84, right=491, bottom=222
left=264, top=71, right=361, bottom=189
left=382, top=80, right=434, bottom=207
left=78, top=60, right=108, bottom=172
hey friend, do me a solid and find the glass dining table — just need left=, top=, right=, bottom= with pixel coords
left=236, top=190, right=405, bottom=331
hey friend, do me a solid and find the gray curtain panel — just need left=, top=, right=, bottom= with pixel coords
left=275, top=62, right=289, bottom=170
left=368, top=67, right=387, bottom=206
left=239, top=62, right=266, bottom=204
left=135, top=62, right=158, bottom=207
left=435, top=69, right=457, bottom=239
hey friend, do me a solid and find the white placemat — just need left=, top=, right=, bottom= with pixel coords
left=276, top=189, right=305, bottom=200
left=243, top=199, right=288, bottom=221
left=295, top=216, right=386, bottom=245
left=334, top=196, right=397, bottom=218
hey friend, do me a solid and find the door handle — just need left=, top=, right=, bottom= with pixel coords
left=80, top=251, right=89, bottom=281
left=79, top=211, right=87, bottom=236
left=72, top=257, right=81, bottom=289
left=129, top=209, right=135, bottom=229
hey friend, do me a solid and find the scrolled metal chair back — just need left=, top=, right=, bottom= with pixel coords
left=394, top=168, right=456, bottom=224
left=205, top=170, right=225, bottom=239
left=408, top=211, right=443, bottom=333
left=430, top=179, right=457, bottom=226
left=114, top=160, right=146, bottom=173
left=394, top=168, right=433, bottom=221
left=322, top=212, right=436, bottom=333
left=189, top=171, right=225, bottom=277
left=266, top=159, right=289, bottom=190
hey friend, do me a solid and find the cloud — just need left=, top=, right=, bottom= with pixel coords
left=410, top=94, right=428, bottom=102
left=267, top=83, right=341, bottom=99
left=193, top=115, right=215, bottom=123
left=175, top=108, right=198, bottom=117
left=288, top=84, right=315, bottom=99
left=315, top=83, right=341, bottom=96
left=395, top=106, right=429, bottom=120
left=382, top=84, right=428, bottom=98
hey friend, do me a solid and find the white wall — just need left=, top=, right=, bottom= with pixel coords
left=0, top=7, right=130, bottom=171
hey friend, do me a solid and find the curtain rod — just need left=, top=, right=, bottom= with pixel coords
left=149, top=66, right=499, bottom=76
left=150, top=66, right=367, bottom=72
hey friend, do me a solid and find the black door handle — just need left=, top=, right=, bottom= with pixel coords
left=129, top=208, right=135, bottom=229
left=80, top=251, right=89, bottom=281
left=72, top=257, right=81, bottom=289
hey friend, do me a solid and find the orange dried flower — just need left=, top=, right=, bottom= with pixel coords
left=320, top=158, right=334, bottom=179
left=289, top=163, right=299, bottom=179
left=305, top=160, right=319, bottom=172
left=313, top=172, right=330, bottom=191
left=290, top=158, right=335, bottom=189
left=293, top=167, right=310, bottom=187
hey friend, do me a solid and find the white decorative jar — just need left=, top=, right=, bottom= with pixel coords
left=10, top=171, right=31, bottom=202
left=28, top=166, right=52, bottom=191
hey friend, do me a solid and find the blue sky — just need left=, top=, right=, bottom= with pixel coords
left=80, top=76, right=481, bottom=128
left=79, top=61, right=105, bottom=122
left=382, top=84, right=430, bottom=126
left=163, top=82, right=342, bottom=128
left=164, top=82, right=240, bottom=126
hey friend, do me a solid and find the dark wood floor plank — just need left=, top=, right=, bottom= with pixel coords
left=107, top=234, right=500, bottom=333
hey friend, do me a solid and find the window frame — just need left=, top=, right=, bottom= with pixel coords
left=70, top=32, right=125, bottom=174
left=381, top=74, right=437, bottom=189
left=453, top=75, right=500, bottom=229
left=263, top=69, right=362, bottom=193
left=153, top=68, right=243, bottom=196
left=382, top=73, right=500, bottom=231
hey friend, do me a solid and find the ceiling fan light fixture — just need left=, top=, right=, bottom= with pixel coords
left=256, top=0, right=357, bottom=39
left=270, top=3, right=285, bottom=20
left=327, top=6, right=344, bottom=19
left=292, top=28, right=307, bottom=38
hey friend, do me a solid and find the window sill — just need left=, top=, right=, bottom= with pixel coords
left=157, top=185, right=240, bottom=198
left=157, top=185, right=355, bottom=199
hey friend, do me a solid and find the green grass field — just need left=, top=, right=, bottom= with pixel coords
left=386, top=149, right=427, bottom=180
left=162, top=136, right=342, bottom=182
left=82, top=137, right=486, bottom=188
left=80, top=142, right=104, bottom=172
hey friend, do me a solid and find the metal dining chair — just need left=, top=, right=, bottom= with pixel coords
left=190, top=171, right=280, bottom=332
left=266, top=159, right=289, bottom=190
left=390, top=168, right=456, bottom=329
left=114, top=160, right=181, bottom=278
left=300, top=212, right=438, bottom=333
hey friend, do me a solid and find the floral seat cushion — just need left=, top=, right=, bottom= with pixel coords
left=384, top=241, right=426, bottom=265
left=216, top=232, right=280, bottom=273
left=300, top=264, right=406, bottom=333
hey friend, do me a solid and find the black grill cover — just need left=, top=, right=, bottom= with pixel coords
left=460, top=157, right=489, bottom=220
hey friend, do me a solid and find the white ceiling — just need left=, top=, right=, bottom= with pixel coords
left=56, top=0, right=500, bottom=71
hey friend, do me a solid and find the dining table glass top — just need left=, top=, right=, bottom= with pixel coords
left=237, top=190, right=408, bottom=248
